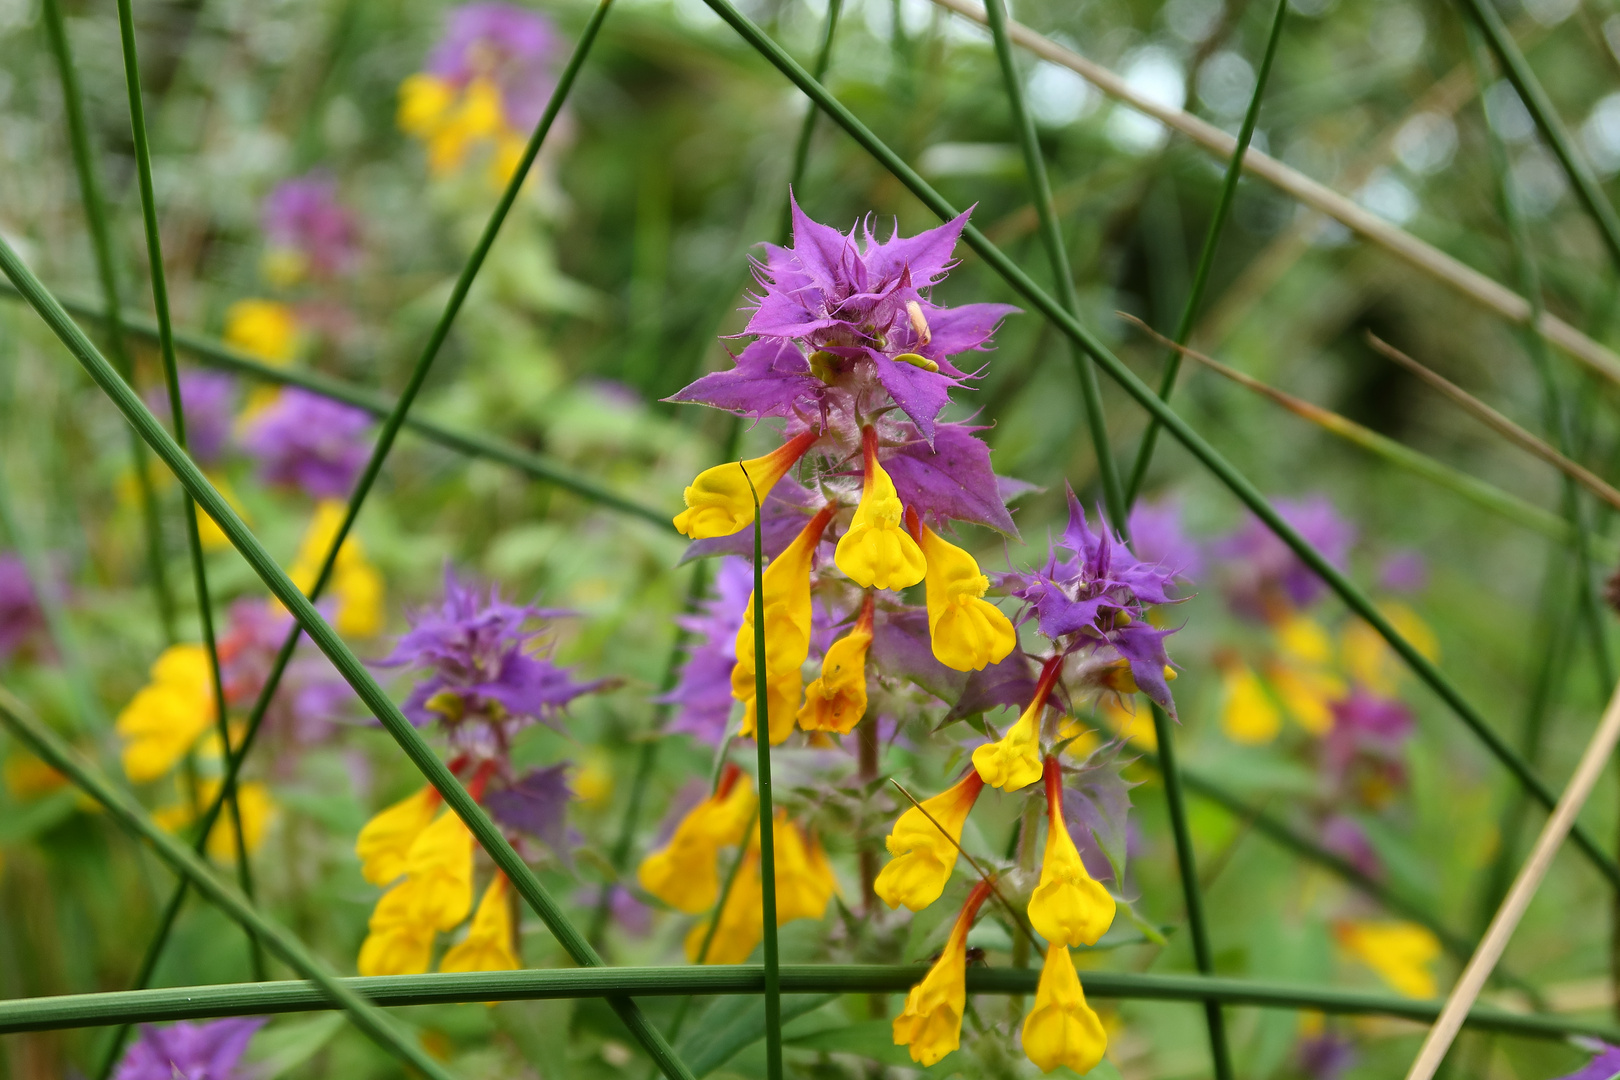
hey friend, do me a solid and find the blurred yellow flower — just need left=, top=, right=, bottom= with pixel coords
left=288, top=500, right=386, bottom=639
left=1336, top=919, right=1440, bottom=998
left=154, top=779, right=275, bottom=861
left=224, top=300, right=298, bottom=365
left=685, top=848, right=763, bottom=964
left=358, top=879, right=437, bottom=976
left=638, top=765, right=755, bottom=913
left=405, top=810, right=475, bottom=932
left=4, top=751, right=66, bottom=800
left=440, top=874, right=522, bottom=973
left=117, top=644, right=216, bottom=783
left=356, top=786, right=440, bottom=886
left=1219, top=662, right=1280, bottom=745
left=1342, top=604, right=1438, bottom=695
left=770, top=811, right=837, bottom=924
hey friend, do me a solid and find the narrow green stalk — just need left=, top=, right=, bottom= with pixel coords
left=97, top=4, right=634, bottom=1072
left=982, top=0, right=1123, bottom=524
left=1, top=964, right=1611, bottom=1043
left=110, top=0, right=259, bottom=979
left=0, top=282, right=672, bottom=531
left=1146, top=704, right=1232, bottom=1079
left=779, top=0, right=844, bottom=241
left=687, top=0, right=1620, bottom=891
left=0, top=232, right=695, bottom=1080
left=0, top=689, right=457, bottom=1080
left=1125, top=0, right=1288, bottom=505
left=745, top=473, right=783, bottom=1080
left=1454, top=0, right=1620, bottom=274
left=39, top=0, right=175, bottom=642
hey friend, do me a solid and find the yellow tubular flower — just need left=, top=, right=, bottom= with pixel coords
left=404, top=810, right=475, bottom=931
left=798, top=593, right=874, bottom=734
left=440, top=875, right=522, bottom=973
left=358, top=880, right=436, bottom=977
left=892, top=880, right=991, bottom=1066
left=674, top=430, right=820, bottom=539
left=223, top=300, right=298, bottom=364
left=397, top=73, right=455, bottom=138
left=770, top=812, right=838, bottom=924
left=1342, top=603, right=1438, bottom=695
left=116, top=644, right=216, bottom=783
left=356, top=787, right=441, bottom=886
left=1266, top=660, right=1345, bottom=736
left=916, top=521, right=1015, bottom=672
left=1335, top=920, right=1440, bottom=999
left=874, top=772, right=985, bottom=911
left=834, top=427, right=926, bottom=589
left=203, top=780, right=274, bottom=861
left=421, top=77, right=508, bottom=175
left=1027, top=758, right=1115, bottom=947
left=973, top=658, right=1063, bottom=792
left=686, top=849, right=764, bottom=964
left=1021, top=944, right=1107, bottom=1073
left=732, top=506, right=836, bottom=743
left=637, top=764, right=757, bottom=913
left=1219, top=662, right=1281, bottom=745
left=289, top=501, right=386, bottom=639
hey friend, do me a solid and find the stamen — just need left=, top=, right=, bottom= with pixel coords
left=906, top=300, right=932, bottom=346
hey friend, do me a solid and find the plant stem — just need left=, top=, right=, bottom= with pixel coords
left=1124, top=0, right=1288, bottom=506
left=111, top=0, right=260, bottom=981
left=39, top=0, right=175, bottom=643
left=746, top=475, right=783, bottom=1080
left=688, top=0, right=1620, bottom=890
left=982, top=0, right=1123, bottom=523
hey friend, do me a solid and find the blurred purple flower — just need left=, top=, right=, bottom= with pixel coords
left=114, top=1017, right=265, bottom=1080
left=1216, top=494, right=1355, bottom=621
left=263, top=173, right=360, bottom=279
left=428, top=3, right=560, bottom=131
left=1556, top=1043, right=1620, bottom=1079
left=1297, top=1032, right=1356, bottom=1080
left=1000, top=485, right=1182, bottom=714
left=0, top=553, right=44, bottom=662
left=1128, top=497, right=1201, bottom=583
left=382, top=566, right=602, bottom=760
left=218, top=599, right=351, bottom=749
left=1379, top=549, right=1429, bottom=594
left=660, top=557, right=750, bottom=745
left=239, top=388, right=372, bottom=499
left=1321, top=814, right=1383, bottom=880
left=1323, top=690, right=1414, bottom=801
left=729, top=196, right=1016, bottom=440
left=146, top=371, right=237, bottom=467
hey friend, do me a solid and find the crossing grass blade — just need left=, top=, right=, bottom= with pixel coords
left=110, top=0, right=261, bottom=986
left=0, top=688, right=459, bottom=1080
left=0, top=234, right=697, bottom=1080
left=0, top=962, right=1604, bottom=1043
left=39, top=0, right=176, bottom=643
left=1124, top=0, right=1289, bottom=504
left=689, top=0, right=1620, bottom=892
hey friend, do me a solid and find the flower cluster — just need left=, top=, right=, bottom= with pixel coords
left=0, top=552, right=45, bottom=664
left=261, top=173, right=361, bottom=287
left=397, top=3, right=559, bottom=184
left=240, top=389, right=373, bottom=502
left=355, top=569, right=602, bottom=975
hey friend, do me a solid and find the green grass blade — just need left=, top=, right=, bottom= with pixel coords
left=0, top=965, right=1604, bottom=1044
left=0, top=236, right=697, bottom=1080
left=686, top=0, right=1620, bottom=891
left=745, top=475, right=783, bottom=1080
left=39, top=0, right=176, bottom=642
left=0, top=688, right=457, bottom=1080
left=1125, top=0, right=1289, bottom=504
left=983, top=0, right=1122, bottom=525
left=780, top=0, right=844, bottom=241
left=110, top=0, right=260, bottom=983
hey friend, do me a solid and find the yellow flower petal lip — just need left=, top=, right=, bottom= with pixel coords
left=874, top=771, right=985, bottom=911
left=1335, top=919, right=1440, bottom=999
left=638, top=763, right=756, bottom=913
left=973, top=656, right=1063, bottom=792
left=769, top=811, right=838, bottom=924
left=673, top=430, right=819, bottom=538
left=404, top=810, right=475, bottom=931
left=917, top=521, right=1016, bottom=672
left=1027, top=757, right=1115, bottom=947
left=686, top=847, right=764, bottom=964
left=1219, top=660, right=1281, bottom=745
left=798, top=593, right=875, bottom=734
left=116, top=644, right=216, bottom=783
left=358, top=880, right=437, bottom=976
left=892, top=879, right=991, bottom=1065
left=1021, top=944, right=1107, bottom=1073
left=440, top=875, right=522, bottom=974
left=356, top=786, right=441, bottom=886
left=835, top=428, right=927, bottom=590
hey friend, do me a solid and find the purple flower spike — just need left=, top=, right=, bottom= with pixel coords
left=1555, top=1042, right=1620, bottom=1080
left=1216, top=494, right=1356, bottom=621
left=1379, top=549, right=1429, bottom=594
left=114, top=1017, right=266, bottom=1080
left=660, top=557, right=751, bottom=745
left=263, top=173, right=360, bottom=279
left=146, top=371, right=237, bottom=467
left=0, top=553, right=45, bottom=662
left=240, top=388, right=372, bottom=499
left=428, top=3, right=560, bottom=130
left=1127, top=497, right=1201, bottom=583
left=1297, top=1032, right=1357, bottom=1080
left=383, top=566, right=603, bottom=760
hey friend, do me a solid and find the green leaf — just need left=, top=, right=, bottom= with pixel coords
left=242, top=1014, right=345, bottom=1079
left=676, top=994, right=835, bottom=1076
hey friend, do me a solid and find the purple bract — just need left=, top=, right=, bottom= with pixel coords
left=1127, top=497, right=1202, bottom=583
left=382, top=567, right=602, bottom=760
left=427, top=2, right=560, bottom=131
left=147, top=371, right=237, bottom=467
left=218, top=599, right=352, bottom=750
left=660, top=557, right=751, bottom=745
left=114, top=1017, right=265, bottom=1080
left=239, top=388, right=372, bottom=499
left=263, top=173, right=360, bottom=279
